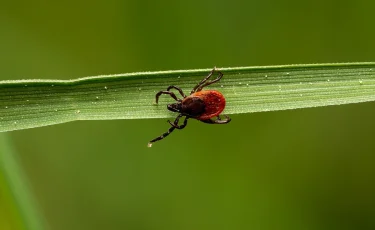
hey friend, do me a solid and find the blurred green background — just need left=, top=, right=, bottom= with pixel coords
left=1, top=1, right=375, bottom=229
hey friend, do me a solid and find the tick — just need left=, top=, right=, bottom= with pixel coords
left=148, top=67, right=231, bottom=147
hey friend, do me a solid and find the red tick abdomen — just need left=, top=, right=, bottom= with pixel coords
left=190, top=90, right=226, bottom=120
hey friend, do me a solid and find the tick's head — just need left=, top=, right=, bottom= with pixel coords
left=167, top=102, right=182, bottom=113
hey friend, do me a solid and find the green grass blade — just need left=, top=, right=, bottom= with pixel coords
left=0, top=133, right=46, bottom=230
left=1, top=62, right=375, bottom=132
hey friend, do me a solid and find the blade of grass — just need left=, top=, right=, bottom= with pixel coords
left=1, top=62, right=375, bottom=132
left=0, top=173, right=23, bottom=230
left=0, top=133, right=46, bottom=229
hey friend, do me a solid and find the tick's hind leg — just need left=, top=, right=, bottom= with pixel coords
left=200, top=115, right=231, bottom=124
left=191, top=67, right=224, bottom=93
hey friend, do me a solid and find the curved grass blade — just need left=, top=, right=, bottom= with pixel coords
left=0, top=62, right=375, bottom=132
left=0, top=133, right=46, bottom=229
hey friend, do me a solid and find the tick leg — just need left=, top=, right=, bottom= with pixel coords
left=191, top=67, right=224, bottom=93
left=155, top=91, right=180, bottom=104
left=148, top=125, right=176, bottom=147
left=167, top=86, right=187, bottom=98
left=191, top=67, right=215, bottom=93
left=148, top=115, right=188, bottom=147
left=155, top=85, right=186, bottom=104
left=168, top=115, right=188, bottom=129
left=200, top=115, right=231, bottom=124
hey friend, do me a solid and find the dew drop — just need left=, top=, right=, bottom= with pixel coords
left=104, top=86, right=108, bottom=90
left=239, top=82, right=242, bottom=85
left=14, top=121, right=17, bottom=124
left=138, top=88, right=142, bottom=91
left=327, top=79, right=330, bottom=82
left=286, top=72, right=290, bottom=75
left=96, top=96, right=99, bottom=99
left=246, top=83, right=249, bottom=86
left=76, top=110, right=81, bottom=114
left=265, top=75, right=268, bottom=78
left=51, top=84, right=54, bottom=87
left=221, top=85, right=224, bottom=88
left=5, top=106, right=8, bottom=109
left=359, top=79, right=363, bottom=84
left=178, top=76, right=181, bottom=79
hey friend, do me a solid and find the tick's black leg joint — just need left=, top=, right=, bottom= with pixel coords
left=191, top=67, right=224, bottom=93
left=191, top=67, right=215, bottom=94
left=168, top=116, right=188, bottom=129
left=217, top=115, right=231, bottom=123
left=148, top=115, right=188, bottom=147
left=148, top=125, right=176, bottom=147
left=167, top=85, right=187, bottom=98
left=200, top=115, right=231, bottom=124
left=155, top=91, right=180, bottom=104
left=196, top=70, right=223, bottom=92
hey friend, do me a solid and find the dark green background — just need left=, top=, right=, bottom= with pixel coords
left=1, top=1, right=375, bottom=229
